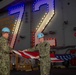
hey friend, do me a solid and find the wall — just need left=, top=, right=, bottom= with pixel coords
left=0, top=0, right=76, bottom=50
left=45, top=0, right=76, bottom=46
left=14, top=4, right=31, bottom=50
left=0, top=3, right=31, bottom=50
left=31, top=0, right=76, bottom=47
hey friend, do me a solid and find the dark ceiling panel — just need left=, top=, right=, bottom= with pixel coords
left=0, top=0, right=35, bottom=13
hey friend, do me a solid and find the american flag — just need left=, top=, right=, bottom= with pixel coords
left=13, top=50, right=75, bottom=63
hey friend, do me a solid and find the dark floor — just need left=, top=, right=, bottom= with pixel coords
left=11, top=68, right=76, bottom=75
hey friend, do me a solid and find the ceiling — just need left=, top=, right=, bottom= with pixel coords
left=0, top=0, right=35, bottom=13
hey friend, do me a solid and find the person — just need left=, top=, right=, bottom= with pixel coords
left=0, top=27, right=12, bottom=75
left=23, top=33, right=51, bottom=75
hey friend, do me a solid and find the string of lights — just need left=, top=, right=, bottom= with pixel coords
left=8, top=3, right=25, bottom=47
left=32, top=0, right=55, bottom=45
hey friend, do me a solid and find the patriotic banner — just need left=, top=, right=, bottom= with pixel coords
left=13, top=50, right=76, bottom=63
